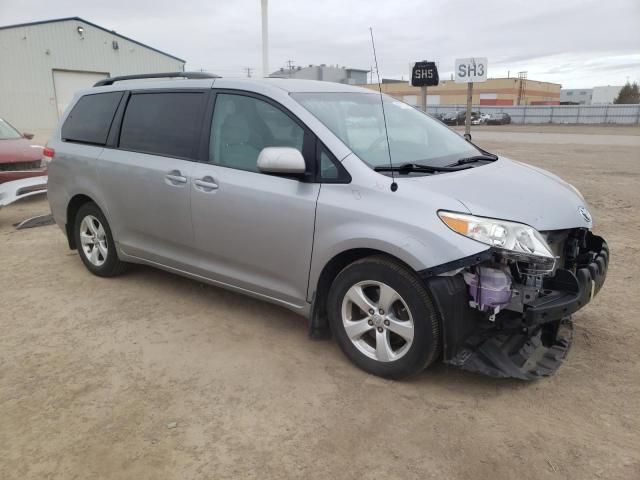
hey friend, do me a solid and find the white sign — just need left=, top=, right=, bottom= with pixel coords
left=455, top=57, right=488, bottom=83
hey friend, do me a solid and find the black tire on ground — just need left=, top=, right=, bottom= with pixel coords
left=327, top=255, right=440, bottom=379
left=73, top=202, right=128, bottom=277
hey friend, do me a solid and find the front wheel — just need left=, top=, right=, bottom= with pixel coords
left=328, top=255, right=440, bottom=379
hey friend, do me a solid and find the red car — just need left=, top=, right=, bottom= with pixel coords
left=0, top=117, right=48, bottom=184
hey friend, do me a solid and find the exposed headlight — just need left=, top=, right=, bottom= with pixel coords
left=438, top=211, right=555, bottom=271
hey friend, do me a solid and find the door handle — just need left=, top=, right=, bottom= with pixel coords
left=165, top=170, right=188, bottom=185
left=194, top=176, right=219, bottom=192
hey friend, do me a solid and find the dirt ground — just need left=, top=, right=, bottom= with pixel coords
left=1, top=125, right=639, bottom=479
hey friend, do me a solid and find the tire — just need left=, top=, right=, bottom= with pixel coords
left=327, top=255, right=440, bottom=379
left=73, top=202, right=128, bottom=277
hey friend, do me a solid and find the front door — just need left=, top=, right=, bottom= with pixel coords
left=189, top=92, right=319, bottom=308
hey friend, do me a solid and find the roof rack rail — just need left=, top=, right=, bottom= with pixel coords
left=94, top=71, right=220, bottom=87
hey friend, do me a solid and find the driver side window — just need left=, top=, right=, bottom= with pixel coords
left=209, top=93, right=304, bottom=172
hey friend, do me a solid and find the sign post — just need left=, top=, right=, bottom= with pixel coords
left=455, top=57, right=488, bottom=137
left=420, top=86, right=427, bottom=112
left=465, top=82, right=473, bottom=136
left=411, top=61, right=439, bottom=112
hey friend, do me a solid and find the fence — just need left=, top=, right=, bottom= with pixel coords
left=421, top=104, right=640, bottom=125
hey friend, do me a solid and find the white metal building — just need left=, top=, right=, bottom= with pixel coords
left=270, top=64, right=369, bottom=85
left=0, top=17, right=185, bottom=138
left=591, top=85, right=624, bottom=105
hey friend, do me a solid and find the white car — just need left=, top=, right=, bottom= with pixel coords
left=472, top=113, right=491, bottom=125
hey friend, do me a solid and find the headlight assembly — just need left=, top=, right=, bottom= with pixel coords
left=438, top=211, right=556, bottom=272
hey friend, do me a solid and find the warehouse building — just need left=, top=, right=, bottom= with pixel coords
left=560, top=88, right=593, bottom=105
left=270, top=64, right=369, bottom=85
left=560, top=86, right=624, bottom=105
left=0, top=17, right=185, bottom=138
left=360, top=77, right=561, bottom=106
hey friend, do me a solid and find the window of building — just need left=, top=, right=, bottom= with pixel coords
left=119, top=92, right=205, bottom=159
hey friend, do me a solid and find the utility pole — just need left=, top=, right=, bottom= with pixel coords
left=245, top=67, right=253, bottom=78
left=261, top=0, right=269, bottom=77
left=286, top=59, right=295, bottom=77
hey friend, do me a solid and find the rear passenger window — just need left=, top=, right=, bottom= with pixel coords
left=62, top=92, right=123, bottom=145
left=119, top=92, right=205, bottom=159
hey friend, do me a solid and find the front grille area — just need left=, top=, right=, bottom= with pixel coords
left=0, top=160, right=41, bottom=172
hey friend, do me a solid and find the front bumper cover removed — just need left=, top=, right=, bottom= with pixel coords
left=425, top=233, right=608, bottom=380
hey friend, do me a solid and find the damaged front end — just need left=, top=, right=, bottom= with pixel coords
left=422, top=226, right=608, bottom=380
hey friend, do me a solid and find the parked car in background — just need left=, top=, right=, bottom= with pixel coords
left=0, top=118, right=47, bottom=184
left=472, top=112, right=491, bottom=125
left=47, top=73, right=607, bottom=380
left=469, top=111, right=482, bottom=124
left=442, top=111, right=467, bottom=125
left=486, top=112, right=511, bottom=125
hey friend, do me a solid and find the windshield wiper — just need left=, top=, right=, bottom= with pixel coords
left=449, top=154, right=498, bottom=166
left=374, top=163, right=473, bottom=174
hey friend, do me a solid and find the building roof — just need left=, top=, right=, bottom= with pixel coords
left=0, top=17, right=185, bottom=63
left=270, top=65, right=370, bottom=77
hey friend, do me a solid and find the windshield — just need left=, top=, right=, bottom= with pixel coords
left=0, top=118, right=23, bottom=140
left=292, top=92, right=479, bottom=168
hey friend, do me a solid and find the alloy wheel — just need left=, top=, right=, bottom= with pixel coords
left=341, top=280, right=414, bottom=362
left=79, top=215, right=108, bottom=267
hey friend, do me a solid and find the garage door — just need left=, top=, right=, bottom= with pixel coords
left=53, top=70, right=109, bottom=118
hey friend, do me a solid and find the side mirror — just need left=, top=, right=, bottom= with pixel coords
left=257, top=147, right=306, bottom=175
left=463, top=133, right=472, bottom=142
left=23, top=132, right=34, bottom=140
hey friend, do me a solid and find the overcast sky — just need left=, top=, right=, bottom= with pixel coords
left=2, top=0, right=639, bottom=88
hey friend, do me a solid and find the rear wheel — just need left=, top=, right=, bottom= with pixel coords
left=74, top=202, right=127, bottom=277
left=328, top=255, right=440, bottom=379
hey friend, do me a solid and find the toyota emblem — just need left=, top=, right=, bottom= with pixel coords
left=578, top=206, right=592, bottom=223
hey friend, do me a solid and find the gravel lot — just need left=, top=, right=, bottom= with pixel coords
left=1, top=125, right=639, bottom=479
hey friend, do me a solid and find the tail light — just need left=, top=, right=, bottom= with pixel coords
left=41, top=146, right=55, bottom=168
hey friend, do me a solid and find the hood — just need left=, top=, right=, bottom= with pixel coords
left=0, top=138, right=43, bottom=164
left=405, top=157, right=593, bottom=231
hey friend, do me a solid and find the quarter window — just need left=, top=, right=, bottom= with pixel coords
left=209, top=93, right=304, bottom=172
left=319, top=150, right=339, bottom=180
left=62, top=92, right=123, bottom=145
left=119, top=92, right=205, bottom=159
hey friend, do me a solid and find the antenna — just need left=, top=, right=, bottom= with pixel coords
left=369, top=27, right=397, bottom=192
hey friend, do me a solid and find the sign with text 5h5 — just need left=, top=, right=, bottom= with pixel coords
left=455, top=57, right=488, bottom=83
left=411, top=61, right=439, bottom=87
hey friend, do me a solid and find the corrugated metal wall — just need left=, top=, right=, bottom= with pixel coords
left=0, top=19, right=185, bottom=134
left=423, top=104, right=640, bottom=124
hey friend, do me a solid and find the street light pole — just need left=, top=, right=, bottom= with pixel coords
left=261, top=0, right=269, bottom=78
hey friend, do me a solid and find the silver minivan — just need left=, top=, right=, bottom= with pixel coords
left=47, top=72, right=608, bottom=379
